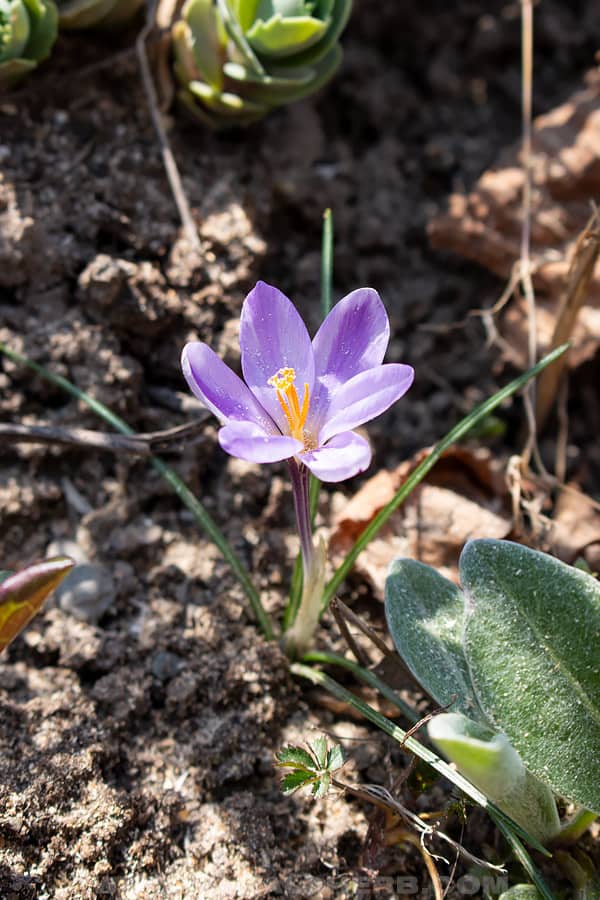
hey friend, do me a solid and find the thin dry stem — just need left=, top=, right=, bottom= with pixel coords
left=0, top=419, right=207, bottom=455
left=536, top=210, right=600, bottom=430
left=330, top=597, right=391, bottom=657
left=136, top=0, right=201, bottom=249
left=519, top=0, right=538, bottom=469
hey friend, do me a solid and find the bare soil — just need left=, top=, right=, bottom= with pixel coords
left=1, top=1, right=599, bottom=897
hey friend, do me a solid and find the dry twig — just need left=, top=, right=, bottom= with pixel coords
left=536, top=210, right=600, bottom=431
left=0, top=419, right=207, bottom=455
left=136, top=0, right=200, bottom=248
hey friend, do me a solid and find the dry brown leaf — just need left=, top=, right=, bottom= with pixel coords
left=428, top=70, right=600, bottom=367
left=329, top=446, right=511, bottom=596
left=550, top=485, right=600, bottom=569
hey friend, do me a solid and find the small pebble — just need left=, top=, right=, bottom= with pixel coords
left=151, top=651, right=185, bottom=682
left=53, top=563, right=116, bottom=624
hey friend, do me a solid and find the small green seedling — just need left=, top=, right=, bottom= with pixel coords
left=276, top=735, right=344, bottom=799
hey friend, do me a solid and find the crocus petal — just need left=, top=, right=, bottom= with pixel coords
left=319, top=363, right=414, bottom=445
left=308, top=288, right=390, bottom=428
left=218, top=420, right=302, bottom=463
left=240, top=281, right=316, bottom=433
left=302, top=431, right=371, bottom=483
left=182, top=342, right=276, bottom=431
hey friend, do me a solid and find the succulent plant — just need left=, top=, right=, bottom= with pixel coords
left=172, top=0, right=352, bottom=127
left=57, top=0, right=143, bottom=29
left=0, top=0, right=57, bottom=89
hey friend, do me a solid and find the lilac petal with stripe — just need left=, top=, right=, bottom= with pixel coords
left=240, top=281, right=315, bottom=432
left=319, top=363, right=414, bottom=445
left=302, top=431, right=371, bottom=482
left=218, top=421, right=302, bottom=463
left=313, top=287, right=390, bottom=384
left=308, top=288, right=391, bottom=433
left=182, top=342, right=276, bottom=431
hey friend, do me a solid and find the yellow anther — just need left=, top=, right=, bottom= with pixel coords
left=267, top=367, right=296, bottom=392
left=268, top=366, right=310, bottom=442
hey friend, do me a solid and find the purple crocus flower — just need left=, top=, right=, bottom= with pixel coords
left=182, top=280, right=413, bottom=653
left=181, top=281, right=414, bottom=483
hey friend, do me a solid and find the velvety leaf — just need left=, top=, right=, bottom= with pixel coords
left=0, top=557, right=74, bottom=652
left=461, top=539, right=600, bottom=812
left=385, top=558, right=487, bottom=722
left=428, top=713, right=560, bottom=844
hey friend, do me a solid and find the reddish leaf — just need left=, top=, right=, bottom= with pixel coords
left=0, top=557, right=74, bottom=652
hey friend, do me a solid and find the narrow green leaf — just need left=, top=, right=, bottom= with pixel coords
left=322, top=344, right=569, bottom=612
left=385, top=558, right=486, bottom=722
left=290, top=662, right=552, bottom=856
left=0, top=342, right=272, bottom=640
left=461, top=539, right=600, bottom=812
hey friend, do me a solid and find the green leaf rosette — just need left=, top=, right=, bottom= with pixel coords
left=172, top=0, right=352, bottom=127
left=0, top=0, right=58, bottom=89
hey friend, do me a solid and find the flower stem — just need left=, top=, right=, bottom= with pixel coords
left=285, top=461, right=326, bottom=654
left=288, top=461, right=314, bottom=577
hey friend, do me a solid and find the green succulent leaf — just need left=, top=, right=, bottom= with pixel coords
left=0, top=0, right=30, bottom=60
left=461, top=539, right=600, bottom=813
left=22, top=0, right=56, bottom=59
left=247, top=14, right=327, bottom=57
left=280, top=0, right=350, bottom=67
left=384, top=558, right=487, bottom=723
left=0, top=0, right=56, bottom=88
left=428, top=712, right=560, bottom=844
left=173, top=0, right=351, bottom=125
left=180, top=0, right=225, bottom=89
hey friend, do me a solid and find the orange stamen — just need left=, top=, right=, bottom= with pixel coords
left=268, top=367, right=311, bottom=443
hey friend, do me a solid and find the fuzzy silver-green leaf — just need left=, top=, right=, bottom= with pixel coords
left=461, top=539, right=600, bottom=812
